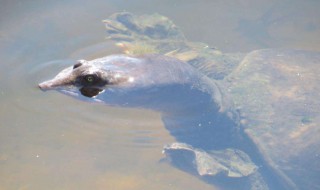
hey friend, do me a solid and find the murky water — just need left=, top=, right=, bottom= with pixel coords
left=1, top=0, right=320, bottom=190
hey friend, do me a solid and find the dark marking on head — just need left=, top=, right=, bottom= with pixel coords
left=80, top=87, right=103, bottom=97
left=75, top=72, right=110, bottom=88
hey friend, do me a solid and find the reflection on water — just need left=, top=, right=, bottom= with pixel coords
left=0, top=0, right=320, bottom=189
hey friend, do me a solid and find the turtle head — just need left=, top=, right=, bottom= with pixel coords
left=39, top=55, right=144, bottom=100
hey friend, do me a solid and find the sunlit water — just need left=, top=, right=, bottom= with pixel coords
left=1, top=0, right=320, bottom=190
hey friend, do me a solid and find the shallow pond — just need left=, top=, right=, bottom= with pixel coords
left=1, top=0, right=320, bottom=190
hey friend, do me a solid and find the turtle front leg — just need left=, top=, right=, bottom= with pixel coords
left=162, top=142, right=269, bottom=190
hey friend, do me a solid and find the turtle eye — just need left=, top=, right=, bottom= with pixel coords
left=84, top=74, right=96, bottom=84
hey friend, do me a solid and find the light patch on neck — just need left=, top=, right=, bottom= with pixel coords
left=114, top=73, right=121, bottom=79
left=128, top=77, right=135, bottom=83
left=114, top=73, right=134, bottom=83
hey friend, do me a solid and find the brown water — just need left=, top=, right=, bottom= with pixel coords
left=1, top=0, right=320, bottom=190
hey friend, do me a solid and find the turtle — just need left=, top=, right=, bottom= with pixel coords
left=38, top=12, right=320, bottom=190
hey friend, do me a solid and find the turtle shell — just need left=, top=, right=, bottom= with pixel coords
left=225, top=49, right=320, bottom=189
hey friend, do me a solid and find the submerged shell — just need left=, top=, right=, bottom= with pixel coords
left=226, top=49, right=320, bottom=189
left=103, top=12, right=320, bottom=189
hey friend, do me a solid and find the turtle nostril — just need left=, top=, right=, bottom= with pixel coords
left=73, top=62, right=82, bottom=69
left=38, top=82, right=49, bottom=91
left=73, top=60, right=86, bottom=69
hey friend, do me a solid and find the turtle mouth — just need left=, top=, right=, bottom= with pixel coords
left=39, top=80, right=104, bottom=98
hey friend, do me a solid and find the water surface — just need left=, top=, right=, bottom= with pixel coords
left=1, top=0, right=320, bottom=189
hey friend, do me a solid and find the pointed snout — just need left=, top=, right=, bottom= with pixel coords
left=38, top=80, right=56, bottom=91
left=38, top=78, right=71, bottom=91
